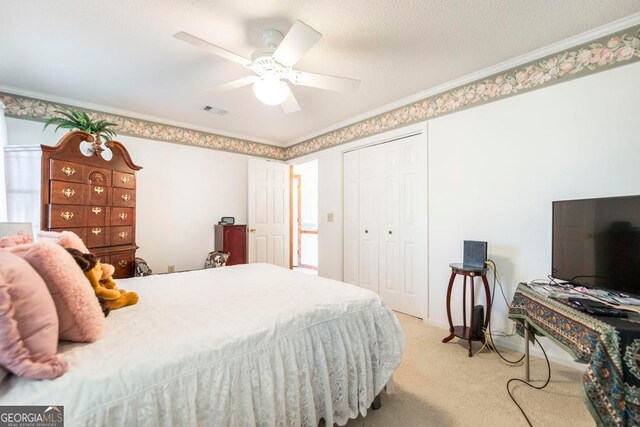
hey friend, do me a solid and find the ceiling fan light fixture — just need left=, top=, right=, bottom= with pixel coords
left=252, top=77, right=290, bottom=106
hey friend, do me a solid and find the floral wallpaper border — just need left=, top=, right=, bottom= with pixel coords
left=0, top=93, right=287, bottom=160
left=2, top=25, right=639, bottom=161
left=285, top=25, right=640, bottom=159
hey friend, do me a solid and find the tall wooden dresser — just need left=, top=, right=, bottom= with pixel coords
left=41, top=131, right=142, bottom=278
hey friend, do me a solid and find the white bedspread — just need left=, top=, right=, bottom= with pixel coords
left=0, top=264, right=405, bottom=426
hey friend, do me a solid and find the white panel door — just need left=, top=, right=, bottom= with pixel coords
left=357, top=146, right=380, bottom=293
left=396, top=134, right=427, bottom=318
left=247, top=158, right=290, bottom=267
left=343, top=150, right=359, bottom=285
left=377, top=142, right=401, bottom=310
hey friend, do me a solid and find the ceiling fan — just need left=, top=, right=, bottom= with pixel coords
left=174, top=20, right=360, bottom=113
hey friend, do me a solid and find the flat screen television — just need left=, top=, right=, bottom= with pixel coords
left=552, top=195, right=640, bottom=295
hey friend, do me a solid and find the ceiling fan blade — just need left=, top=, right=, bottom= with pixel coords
left=213, top=75, right=259, bottom=91
left=273, top=20, right=322, bottom=67
left=174, top=31, right=252, bottom=66
left=281, top=92, right=301, bottom=113
left=290, top=71, right=360, bottom=92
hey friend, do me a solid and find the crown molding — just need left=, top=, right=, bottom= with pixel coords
left=286, top=12, right=640, bottom=147
left=1, top=90, right=287, bottom=160
left=285, top=20, right=640, bottom=159
left=0, top=85, right=280, bottom=147
left=3, top=13, right=640, bottom=161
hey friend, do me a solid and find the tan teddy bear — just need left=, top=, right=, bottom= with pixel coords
left=97, top=263, right=139, bottom=309
left=66, top=248, right=138, bottom=311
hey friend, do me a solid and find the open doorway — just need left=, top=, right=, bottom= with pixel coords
left=290, top=160, right=318, bottom=275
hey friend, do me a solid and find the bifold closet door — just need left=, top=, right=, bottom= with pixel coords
left=377, top=142, right=401, bottom=310
left=395, top=135, right=427, bottom=318
left=342, top=133, right=427, bottom=318
left=343, top=150, right=359, bottom=285
left=357, top=146, right=380, bottom=294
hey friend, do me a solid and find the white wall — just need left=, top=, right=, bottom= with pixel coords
left=309, top=61, right=640, bottom=364
left=6, top=117, right=248, bottom=272
left=427, top=62, right=640, bottom=362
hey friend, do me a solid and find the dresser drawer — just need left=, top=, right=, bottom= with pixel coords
left=87, top=206, right=109, bottom=226
left=50, top=181, right=86, bottom=205
left=112, top=188, right=135, bottom=207
left=113, top=171, right=135, bottom=189
left=48, top=205, right=86, bottom=229
left=111, top=226, right=133, bottom=246
left=51, top=160, right=83, bottom=183
left=95, top=254, right=111, bottom=265
left=111, top=207, right=133, bottom=226
left=86, top=226, right=109, bottom=248
left=82, top=165, right=112, bottom=187
left=112, top=252, right=135, bottom=278
left=86, top=184, right=111, bottom=206
left=50, top=227, right=86, bottom=243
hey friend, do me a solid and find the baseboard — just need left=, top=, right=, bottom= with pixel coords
left=425, top=317, right=584, bottom=371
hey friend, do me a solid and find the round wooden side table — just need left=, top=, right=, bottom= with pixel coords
left=442, top=263, right=492, bottom=357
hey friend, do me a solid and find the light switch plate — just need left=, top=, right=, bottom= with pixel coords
left=327, top=213, right=334, bottom=222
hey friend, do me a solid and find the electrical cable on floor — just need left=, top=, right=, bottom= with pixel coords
left=483, top=259, right=552, bottom=426
left=506, top=334, right=551, bottom=427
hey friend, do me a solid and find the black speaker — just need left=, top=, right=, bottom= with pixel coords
left=463, top=240, right=487, bottom=269
left=473, top=305, right=485, bottom=340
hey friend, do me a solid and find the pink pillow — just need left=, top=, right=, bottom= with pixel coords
left=37, top=230, right=89, bottom=254
left=0, top=251, right=68, bottom=379
left=8, top=242, right=104, bottom=343
left=0, top=230, right=33, bottom=248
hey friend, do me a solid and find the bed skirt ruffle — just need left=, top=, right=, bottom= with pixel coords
left=76, top=306, right=405, bottom=426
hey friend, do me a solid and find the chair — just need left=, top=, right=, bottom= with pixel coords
left=134, top=257, right=153, bottom=277
left=204, top=251, right=230, bottom=269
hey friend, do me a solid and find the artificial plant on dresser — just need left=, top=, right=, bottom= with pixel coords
left=40, top=130, right=142, bottom=278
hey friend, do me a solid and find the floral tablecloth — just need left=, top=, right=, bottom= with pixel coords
left=509, top=283, right=640, bottom=426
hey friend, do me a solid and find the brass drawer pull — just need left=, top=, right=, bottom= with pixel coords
left=91, top=228, right=102, bottom=235
left=120, top=176, right=130, bottom=184
left=118, top=231, right=128, bottom=239
left=118, top=212, right=128, bottom=220
left=121, top=194, right=131, bottom=202
left=61, top=166, right=76, bottom=176
left=61, top=188, right=75, bottom=198
left=118, top=260, right=128, bottom=268
left=60, top=211, right=74, bottom=221
left=93, top=186, right=104, bottom=194
left=92, top=207, right=102, bottom=215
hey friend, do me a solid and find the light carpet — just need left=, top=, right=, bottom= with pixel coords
left=345, top=313, right=594, bottom=426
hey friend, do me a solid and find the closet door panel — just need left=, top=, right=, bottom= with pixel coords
left=357, top=146, right=379, bottom=293
left=397, top=135, right=427, bottom=318
left=377, top=143, right=401, bottom=309
left=343, top=150, right=359, bottom=285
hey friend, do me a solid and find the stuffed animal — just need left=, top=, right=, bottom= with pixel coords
left=66, top=249, right=139, bottom=311
left=65, top=248, right=111, bottom=317
left=96, top=263, right=139, bottom=309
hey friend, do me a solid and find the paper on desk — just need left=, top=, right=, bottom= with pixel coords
left=614, top=297, right=640, bottom=306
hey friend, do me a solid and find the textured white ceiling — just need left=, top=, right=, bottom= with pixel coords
left=1, top=0, right=639, bottom=146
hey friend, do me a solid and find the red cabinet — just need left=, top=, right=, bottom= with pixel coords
left=214, top=225, right=247, bottom=266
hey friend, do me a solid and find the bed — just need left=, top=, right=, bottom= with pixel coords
left=0, top=264, right=405, bottom=426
